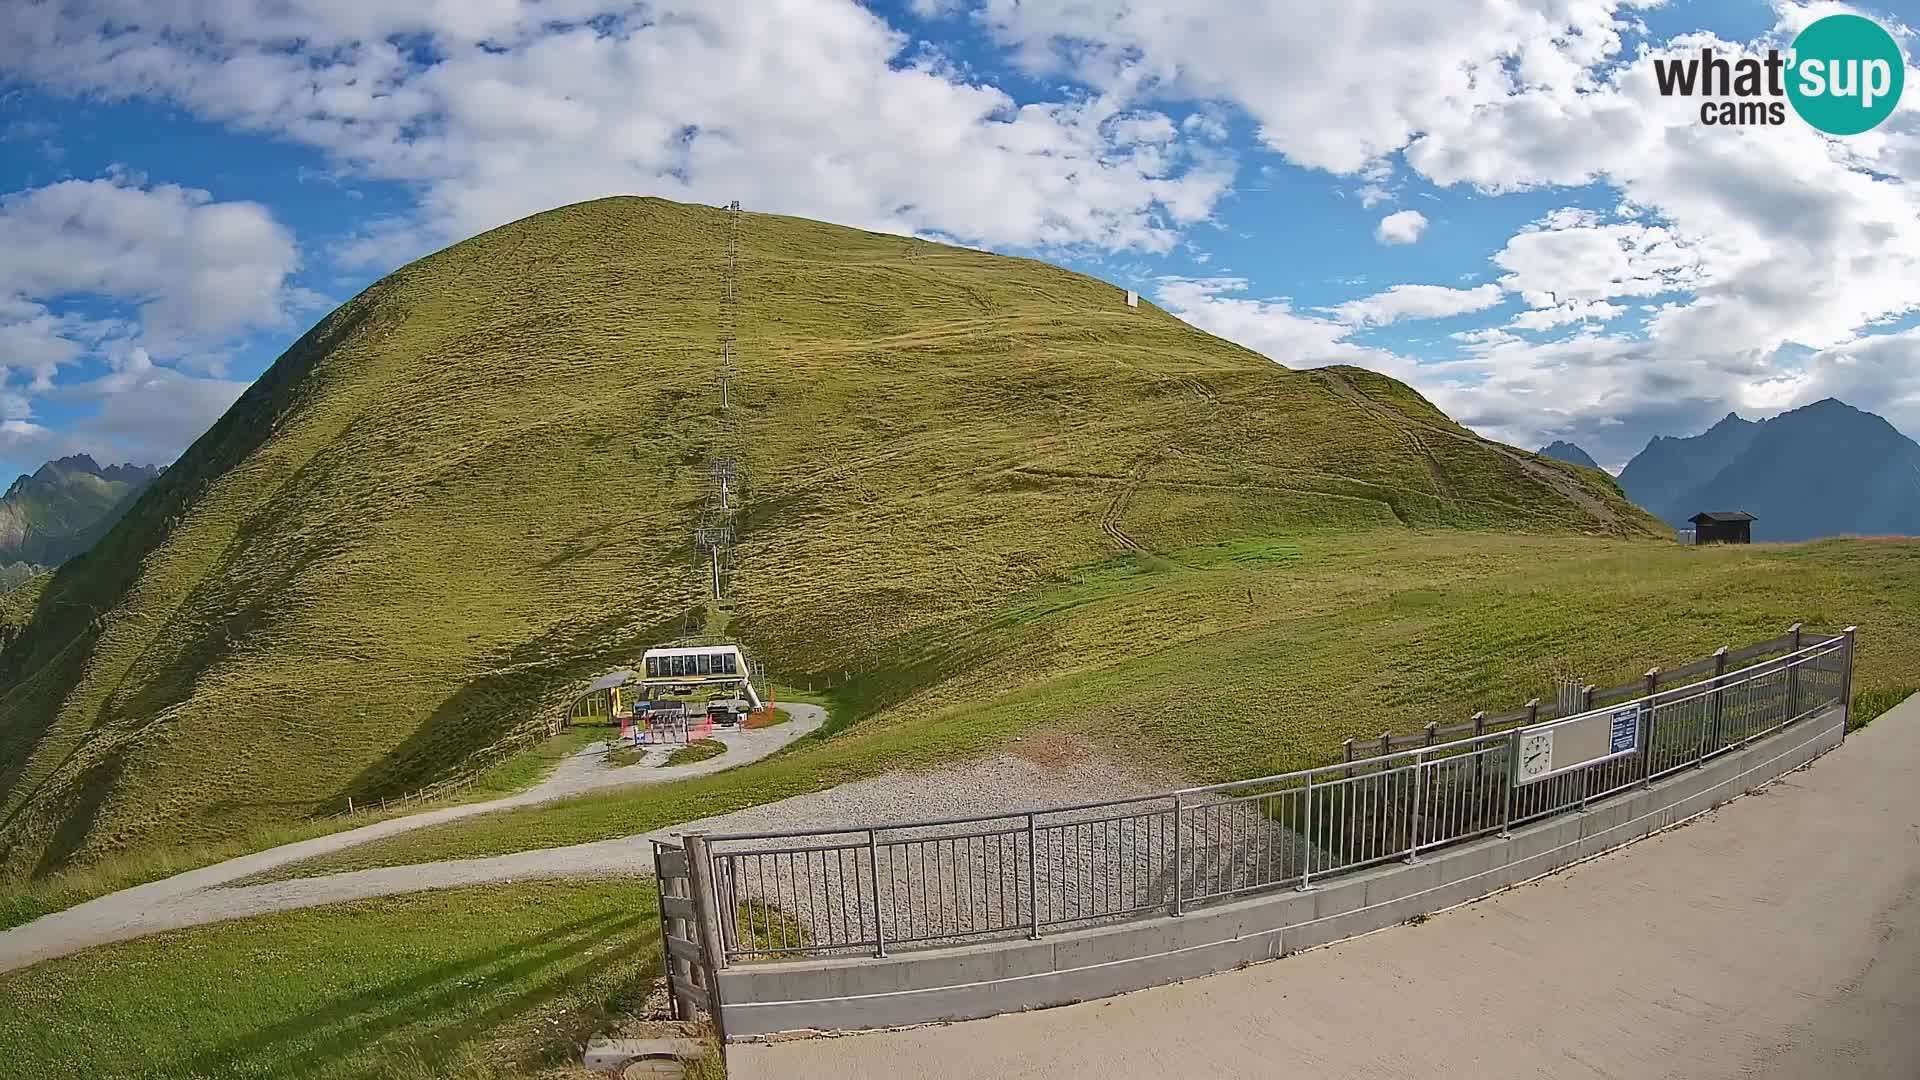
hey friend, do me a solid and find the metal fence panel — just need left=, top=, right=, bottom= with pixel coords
left=700, top=630, right=1855, bottom=962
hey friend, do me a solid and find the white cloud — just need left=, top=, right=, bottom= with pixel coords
left=59, top=363, right=250, bottom=467
left=1181, top=112, right=1230, bottom=142
left=964, top=1, right=1920, bottom=460
left=1408, top=27, right=1920, bottom=354
left=1376, top=209, right=1429, bottom=245
left=1507, top=299, right=1626, bottom=331
left=0, top=174, right=299, bottom=472
left=0, top=297, right=109, bottom=389
left=1155, top=276, right=1421, bottom=379
left=1332, top=283, right=1504, bottom=326
left=8, top=0, right=1919, bottom=477
left=0, top=176, right=301, bottom=363
left=1493, top=215, right=1702, bottom=305
left=976, top=0, right=1632, bottom=175
left=1452, top=327, right=1522, bottom=348
left=330, top=217, right=438, bottom=273
left=3, top=0, right=1236, bottom=261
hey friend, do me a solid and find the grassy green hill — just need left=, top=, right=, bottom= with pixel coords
left=0, top=194, right=1759, bottom=885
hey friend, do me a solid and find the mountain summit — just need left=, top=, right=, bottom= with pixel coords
left=0, top=196, right=1661, bottom=876
left=1618, top=400, right=1920, bottom=540
left=0, top=454, right=161, bottom=570
left=1537, top=440, right=1600, bottom=470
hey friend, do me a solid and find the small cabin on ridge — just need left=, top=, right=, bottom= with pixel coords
left=1688, top=511, right=1755, bottom=545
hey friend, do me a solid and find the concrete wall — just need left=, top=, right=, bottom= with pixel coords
left=716, top=707, right=1846, bottom=1039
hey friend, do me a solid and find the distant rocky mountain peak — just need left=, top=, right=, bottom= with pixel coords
left=1617, top=399, right=1920, bottom=542
left=0, top=454, right=163, bottom=573
left=1537, top=440, right=1600, bottom=470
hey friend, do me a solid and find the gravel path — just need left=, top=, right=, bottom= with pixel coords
left=0, top=749, right=1185, bottom=973
left=7, top=734, right=1311, bottom=977
left=0, top=704, right=827, bottom=975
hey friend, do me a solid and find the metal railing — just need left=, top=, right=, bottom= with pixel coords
left=699, top=628, right=1855, bottom=962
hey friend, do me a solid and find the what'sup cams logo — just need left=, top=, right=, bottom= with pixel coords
left=1654, top=13, right=1906, bottom=134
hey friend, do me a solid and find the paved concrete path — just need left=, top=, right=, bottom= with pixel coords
left=733, top=693, right=1920, bottom=1080
left=0, top=704, right=824, bottom=974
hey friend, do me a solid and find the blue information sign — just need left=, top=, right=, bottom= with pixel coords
left=1609, top=705, right=1640, bottom=755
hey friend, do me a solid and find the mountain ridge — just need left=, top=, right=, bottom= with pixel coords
left=1618, top=399, right=1920, bottom=540
left=1537, top=440, right=1600, bottom=470
left=0, top=455, right=162, bottom=571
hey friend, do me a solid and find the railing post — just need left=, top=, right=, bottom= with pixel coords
left=1171, top=795, right=1185, bottom=917
left=1841, top=626, right=1859, bottom=736
left=1405, top=751, right=1424, bottom=862
left=1580, top=684, right=1598, bottom=806
left=1026, top=813, right=1041, bottom=939
left=1471, top=710, right=1487, bottom=785
left=867, top=829, right=886, bottom=958
left=1640, top=668, right=1659, bottom=788
left=1499, top=729, right=1517, bottom=838
left=682, top=834, right=730, bottom=1043
left=1298, top=773, right=1315, bottom=892
left=1708, top=648, right=1728, bottom=756
left=652, top=842, right=684, bottom=1022
left=1787, top=623, right=1803, bottom=722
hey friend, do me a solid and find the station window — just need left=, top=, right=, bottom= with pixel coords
left=698, top=653, right=713, bottom=675
left=722, top=653, right=737, bottom=674
left=645, top=657, right=659, bottom=678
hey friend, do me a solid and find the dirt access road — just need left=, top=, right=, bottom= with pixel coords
left=734, top=691, right=1920, bottom=1080
left=0, top=704, right=824, bottom=975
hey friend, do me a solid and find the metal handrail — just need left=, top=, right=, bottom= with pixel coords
left=705, top=633, right=1849, bottom=843
left=697, top=627, right=1857, bottom=961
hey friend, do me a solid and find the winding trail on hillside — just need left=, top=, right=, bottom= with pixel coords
left=0, top=704, right=825, bottom=975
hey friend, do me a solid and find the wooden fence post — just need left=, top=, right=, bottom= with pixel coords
left=1342, top=738, right=1355, bottom=780
left=651, top=842, right=684, bottom=1022
left=683, top=834, right=730, bottom=1043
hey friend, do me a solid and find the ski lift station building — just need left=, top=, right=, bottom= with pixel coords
left=641, top=643, right=764, bottom=710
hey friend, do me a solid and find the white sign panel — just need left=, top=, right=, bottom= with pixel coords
left=1608, top=704, right=1641, bottom=755
left=1517, top=729, right=1555, bottom=784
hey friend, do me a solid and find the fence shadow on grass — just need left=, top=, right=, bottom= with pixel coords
left=179, top=908, right=657, bottom=1080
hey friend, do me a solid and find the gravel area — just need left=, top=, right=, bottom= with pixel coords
left=671, top=746, right=1174, bottom=838
left=687, top=749, right=1318, bottom=958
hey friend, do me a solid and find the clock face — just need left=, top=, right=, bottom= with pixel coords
left=1518, top=731, right=1553, bottom=781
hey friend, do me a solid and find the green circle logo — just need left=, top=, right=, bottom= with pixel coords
left=1787, top=14, right=1905, bottom=135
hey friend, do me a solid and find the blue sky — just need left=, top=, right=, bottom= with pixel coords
left=1, top=0, right=1917, bottom=483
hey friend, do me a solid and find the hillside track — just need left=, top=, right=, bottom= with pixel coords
left=1098, top=454, right=1161, bottom=554
left=0, top=704, right=824, bottom=975
left=1315, top=367, right=1621, bottom=527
